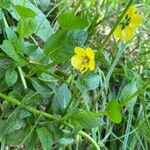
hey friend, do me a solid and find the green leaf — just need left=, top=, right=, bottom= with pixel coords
left=51, top=83, right=71, bottom=114
left=22, top=42, right=37, bottom=55
left=7, top=0, right=53, bottom=41
left=0, top=0, right=10, bottom=9
left=84, top=73, right=101, bottom=90
left=0, top=40, right=27, bottom=66
left=5, top=127, right=29, bottom=145
left=31, top=78, right=52, bottom=97
left=36, top=127, right=54, bottom=150
left=5, top=27, right=18, bottom=46
left=17, top=18, right=37, bottom=38
left=0, top=57, right=12, bottom=69
left=28, top=47, right=44, bottom=62
left=38, top=73, right=57, bottom=83
left=44, top=29, right=88, bottom=62
left=106, top=100, right=122, bottom=124
left=15, top=5, right=37, bottom=18
left=120, top=81, right=137, bottom=108
left=5, top=68, right=18, bottom=86
left=0, top=79, right=9, bottom=92
left=0, top=115, right=24, bottom=139
left=49, top=125, right=64, bottom=142
left=0, top=40, right=19, bottom=61
left=59, top=138, right=74, bottom=145
left=24, top=131, right=37, bottom=150
left=58, top=13, right=89, bottom=29
left=70, top=110, right=103, bottom=129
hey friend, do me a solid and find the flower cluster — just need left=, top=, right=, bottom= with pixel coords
left=114, top=5, right=142, bottom=41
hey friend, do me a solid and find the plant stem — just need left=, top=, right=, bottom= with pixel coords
left=64, top=123, right=100, bottom=150
left=79, top=131, right=100, bottom=150
left=0, top=92, right=57, bottom=120
left=18, top=66, right=28, bottom=90
left=3, top=13, right=27, bottom=90
left=1, top=137, right=5, bottom=150
left=96, top=0, right=134, bottom=57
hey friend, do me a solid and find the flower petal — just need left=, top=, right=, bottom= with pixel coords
left=89, top=59, right=95, bottom=71
left=126, top=5, right=137, bottom=17
left=71, top=55, right=84, bottom=70
left=86, top=48, right=95, bottom=59
left=74, top=47, right=86, bottom=56
left=121, top=26, right=134, bottom=41
left=114, top=25, right=122, bottom=39
left=130, top=14, right=142, bottom=27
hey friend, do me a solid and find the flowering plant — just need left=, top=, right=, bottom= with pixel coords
left=0, top=0, right=149, bottom=150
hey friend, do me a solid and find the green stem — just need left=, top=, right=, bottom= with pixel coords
left=18, top=66, right=28, bottom=90
left=0, top=92, right=58, bottom=120
left=1, top=137, right=5, bottom=150
left=96, top=111, right=107, bottom=116
left=16, top=35, right=23, bottom=54
left=96, top=0, right=134, bottom=57
left=3, top=13, right=27, bottom=90
left=64, top=123, right=100, bottom=150
left=79, top=131, right=100, bottom=150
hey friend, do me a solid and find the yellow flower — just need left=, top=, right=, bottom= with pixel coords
left=71, top=47, right=95, bottom=73
left=114, top=5, right=142, bottom=41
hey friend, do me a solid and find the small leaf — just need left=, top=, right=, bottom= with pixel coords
left=120, top=81, right=137, bottom=108
left=36, top=127, right=54, bottom=150
left=5, top=68, right=18, bottom=87
left=58, top=13, right=89, bottom=29
left=51, top=83, right=71, bottom=114
left=70, top=110, right=103, bottom=129
left=0, top=40, right=27, bottom=66
left=31, top=78, right=52, bottom=97
left=15, top=5, right=37, bottom=18
left=106, top=100, right=122, bottom=124
left=17, top=18, right=37, bottom=38
left=0, top=40, right=19, bottom=61
left=84, top=73, right=101, bottom=90
left=7, top=1, right=53, bottom=41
